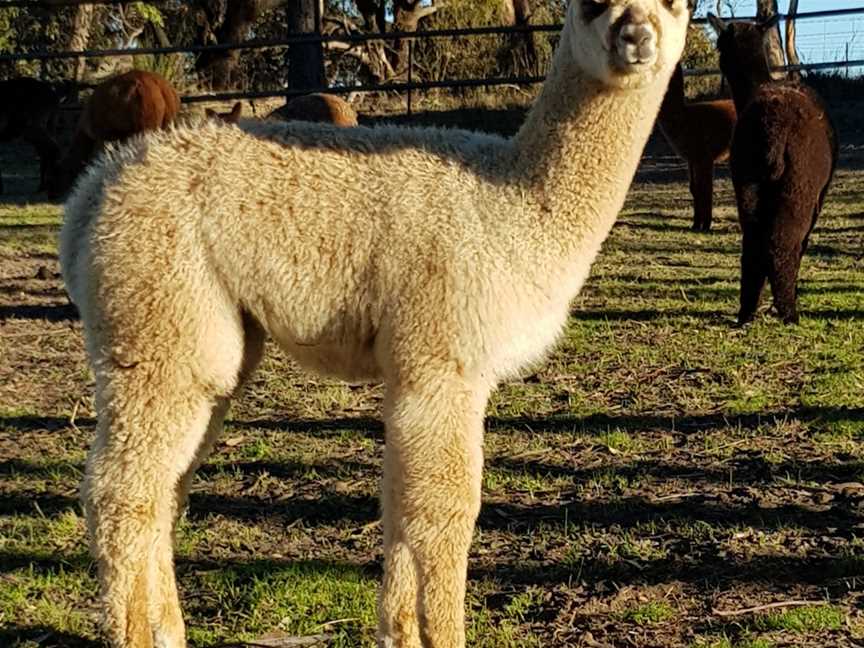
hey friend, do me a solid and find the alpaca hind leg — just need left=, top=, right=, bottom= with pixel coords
left=379, top=375, right=487, bottom=648
left=155, top=316, right=266, bottom=647
left=84, top=379, right=217, bottom=648
left=737, top=228, right=768, bottom=325
left=174, top=314, right=266, bottom=515
left=83, top=315, right=250, bottom=647
left=767, top=243, right=803, bottom=325
left=690, top=162, right=714, bottom=232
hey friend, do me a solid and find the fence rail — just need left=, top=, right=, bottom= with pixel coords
left=3, top=5, right=864, bottom=65
left=2, top=3, right=864, bottom=107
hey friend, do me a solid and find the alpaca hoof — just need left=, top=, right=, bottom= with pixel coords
left=735, top=315, right=754, bottom=328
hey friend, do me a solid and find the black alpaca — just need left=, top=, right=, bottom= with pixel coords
left=0, top=77, right=64, bottom=195
left=708, top=14, right=838, bottom=325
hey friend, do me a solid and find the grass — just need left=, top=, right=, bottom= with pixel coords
left=755, top=605, right=845, bottom=633
left=1, top=153, right=863, bottom=646
left=620, top=600, right=678, bottom=625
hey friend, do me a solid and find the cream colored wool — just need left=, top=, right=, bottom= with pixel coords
left=60, top=1, right=689, bottom=647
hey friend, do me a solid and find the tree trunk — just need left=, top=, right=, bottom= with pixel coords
left=195, top=0, right=289, bottom=90
left=785, top=0, right=801, bottom=81
left=756, top=0, right=787, bottom=80
left=286, top=0, right=325, bottom=92
left=356, top=0, right=386, bottom=32
left=195, top=0, right=255, bottom=89
left=67, top=4, right=96, bottom=82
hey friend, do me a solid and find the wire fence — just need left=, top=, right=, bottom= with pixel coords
left=1, top=2, right=863, bottom=108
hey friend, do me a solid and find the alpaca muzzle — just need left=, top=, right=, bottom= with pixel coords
left=613, top=7, right=657, bottom=67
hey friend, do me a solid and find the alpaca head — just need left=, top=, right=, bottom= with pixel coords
left=205, top=102, right=243, bottom=124
left=707, top=13, right=779, bottom=87
left=566, top=0, right=691, bottom=89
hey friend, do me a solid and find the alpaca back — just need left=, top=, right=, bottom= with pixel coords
left=272, top=93, right=358, bottom=127
left=658, top=65, right=736, bottom=164
left=80, top=70, right=180, bottom=141
left=731, top=83, right=836, bottom=206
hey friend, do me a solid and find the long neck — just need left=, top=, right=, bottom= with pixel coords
left=727, top=55, right=773, bottom=113
left=511, top=32, right=669, bottom=259
left=657, top=65, right=686, bottom=136
left=657, top=65, right=687, bottom=149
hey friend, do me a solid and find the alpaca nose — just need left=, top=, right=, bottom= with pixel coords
left=616, top=7, right=656, bottom=63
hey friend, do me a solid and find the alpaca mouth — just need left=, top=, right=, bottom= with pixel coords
left=612, top=49, right=657, bottom=73
left=611, top=15, right=657, bottom=73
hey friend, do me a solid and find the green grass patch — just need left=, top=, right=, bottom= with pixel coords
left=754, top=604, right=845, bottom=633
left=620, top=600, right=677, bottom=625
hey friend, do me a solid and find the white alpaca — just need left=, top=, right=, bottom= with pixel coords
left=60, top=1, right=689, bottom=646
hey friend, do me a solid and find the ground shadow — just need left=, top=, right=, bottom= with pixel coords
left=0, top=625, right=99, bottom=648
left=0, top=302, right=78, bottom=322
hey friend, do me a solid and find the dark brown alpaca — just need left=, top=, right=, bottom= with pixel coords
left=0, top=78, right=63, bottom=194
left=657, top=63, right=737, bottom=231
left=56, top=70, right=180, bottom=194
left=708, top=14, right=837, bottom=325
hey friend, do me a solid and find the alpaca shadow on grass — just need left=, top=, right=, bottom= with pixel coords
left=487, top=406, right=864, bottom=436
left=569, top=307, right=729, bottom=322
left=3, top=406, right=861, bottom=441
left=808, top=243, right=859, bottom=258
left=0, top=414, right=90, bottom=432
left=0, top=625, right=99, bottom=648
left=0, top=492, right=79, bottom=518
left=489, top=453, right=864, bottom=495
left=187, top=491, right=379, bottom=527
left=196, top=457, right=377, bottom=483
left=0, top=302, right=78, bottom=322
left=468, top=550, right=864, bottom=593
left=603, top=273, right=733, bottom=286
left=617, top=216, right=706, bottom=233
left=184, top=457, right=863, bottom=535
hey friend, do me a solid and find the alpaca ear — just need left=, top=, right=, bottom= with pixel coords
left=230, top=102, right=242, bottom=119
left=759, top=14, right=781, bottom=34
left=205, top=108, right=217, bottom=118
left=706, top=13, right=727, bottom=35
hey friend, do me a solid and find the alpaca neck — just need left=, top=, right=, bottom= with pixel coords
left=511, top=33, right=667, bottom=260
left=729, top=76, right=760, bottom=113
left=727, top=61, right=772, bottom=112
left=657, top=74, right=688, bottom=151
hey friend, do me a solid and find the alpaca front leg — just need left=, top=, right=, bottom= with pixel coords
left=379, top=442, right=421, bottom=648
left=379, top=379, right=486, bottom=648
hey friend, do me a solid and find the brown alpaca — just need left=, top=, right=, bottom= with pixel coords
left=57, top=70, right=180, bottom=193
left=204, top=102, right=242, bottom=124
left=271, top=93, right=358, bottom=126
left=709, top=14, right=837, bottom=325
left=0, top=77, right=62, bottom=194
left=657, top=63, right=737, bottom=231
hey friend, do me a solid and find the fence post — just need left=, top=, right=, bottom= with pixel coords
left=407, top=39, right=414, bottom=119
left=286, top=0, right=325, bottom=96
